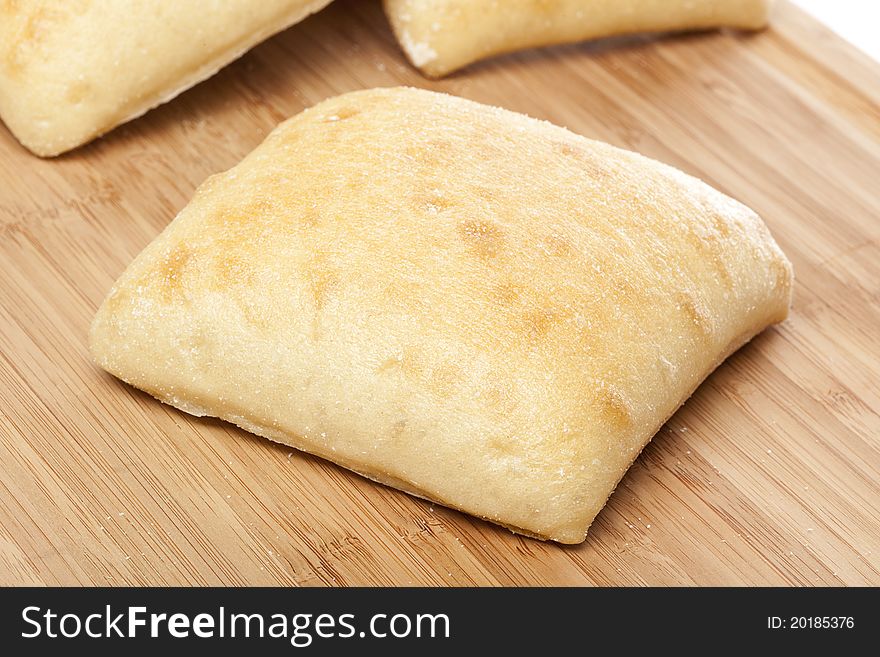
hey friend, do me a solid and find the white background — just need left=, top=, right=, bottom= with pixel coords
left=793, top=0, right=880, bottom=61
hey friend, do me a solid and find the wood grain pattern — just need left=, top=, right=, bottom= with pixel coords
left=1, top=0, right=878, bottom=586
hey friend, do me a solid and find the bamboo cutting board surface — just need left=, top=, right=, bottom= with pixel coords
left=1, top=0, right=879, bottom=586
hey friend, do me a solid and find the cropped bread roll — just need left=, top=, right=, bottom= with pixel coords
left=0, top=0, right=333, bottom=156
left=384, top=0, right=772, bottom=77
left=90, top=87, right=792, bottom=543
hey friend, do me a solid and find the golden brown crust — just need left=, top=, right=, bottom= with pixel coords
left=383, top=0, right=773, bottom=77
left=90, top=87, right=792, bottom=543
left=0, top=0, right=333, bottom=156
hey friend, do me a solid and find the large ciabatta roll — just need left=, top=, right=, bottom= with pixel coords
left=90, top=87, right=792, bottom=543
left=0, top=0, right=333, bottom=156
left=383, top=0, right=772, bottom=77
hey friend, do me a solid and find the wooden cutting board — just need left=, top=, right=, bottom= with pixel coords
left=1, top=0, right=878, bottom=586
